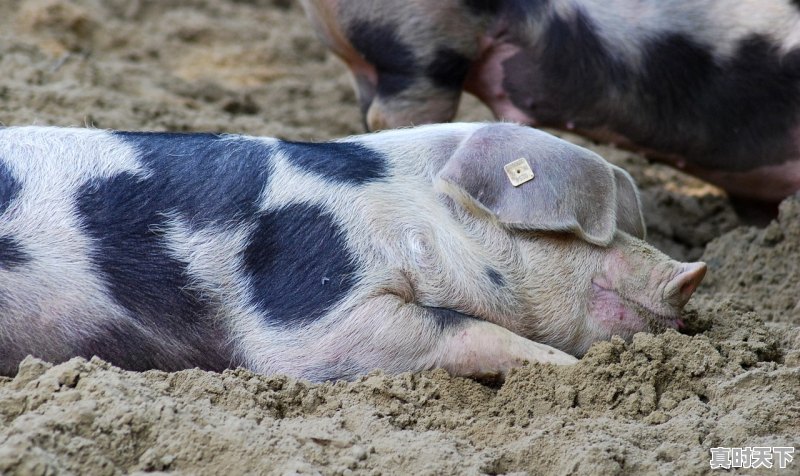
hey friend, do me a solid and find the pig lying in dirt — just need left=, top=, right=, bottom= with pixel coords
left=0, top=123, right=706, bottom=381
left=301, top=0, right=800, bottom=205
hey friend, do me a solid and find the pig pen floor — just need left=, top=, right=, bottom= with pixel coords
left=0, top=1, right=797, bottom=475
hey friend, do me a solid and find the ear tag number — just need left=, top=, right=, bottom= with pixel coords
left=504, top=158, right=535, bottom=187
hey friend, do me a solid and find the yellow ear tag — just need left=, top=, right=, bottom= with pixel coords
left=504, top=158, right=535, bottom=187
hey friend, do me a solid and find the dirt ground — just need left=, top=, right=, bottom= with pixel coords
left=0, top=1, right=798, bottom=475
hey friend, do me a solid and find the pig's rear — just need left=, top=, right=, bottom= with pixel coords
left=0, top=128, right=265, bottom=374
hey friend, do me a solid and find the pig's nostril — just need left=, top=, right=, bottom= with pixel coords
left=680, top=263, right=706, bottom=295
left=666, top=262, right=707, bottom=307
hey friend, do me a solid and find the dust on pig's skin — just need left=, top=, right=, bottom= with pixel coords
left=0, top=0, right=797, bottom=474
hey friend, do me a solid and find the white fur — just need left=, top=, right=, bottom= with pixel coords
left=0, top=128, right=147, bottom=367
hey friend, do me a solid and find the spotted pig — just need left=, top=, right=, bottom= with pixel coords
left=0, top=123, right=705, bottom=381
left=301, top=0, right=800, bottom=206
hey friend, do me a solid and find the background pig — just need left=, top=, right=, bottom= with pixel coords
left=301, top=0, right=800, bottom=206
left=0, top=123, right=705, bottom=381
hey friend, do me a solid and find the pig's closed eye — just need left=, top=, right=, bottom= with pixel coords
left=519, top=230, right=575, bottom=243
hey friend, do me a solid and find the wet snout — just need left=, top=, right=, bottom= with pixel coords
left=589, top=241, right=708, bottom=338
left=664, top=262, right=707, bottom=309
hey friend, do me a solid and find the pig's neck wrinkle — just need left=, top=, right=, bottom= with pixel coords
left=395, top=200, right=530, bottom=334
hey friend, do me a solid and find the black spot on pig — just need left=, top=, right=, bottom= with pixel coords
left=0, top=160, right=20, bottom=215
left=424, top=306, right=473, bottom=332
left=0, top=162, right=27, bottom=269
left=503, top=9, right=800, bottom=171
left=632, top=34, right=717, bottom=146
left=785, top=48, right=800, bottom=77
left=75, top=318, right=234, bottom=372
left=75, top=320, right=180, bottom=371
left=427, top=48, right=472, bottom=90
left=463, top=0, right=543, bottom=17
left=114, top=132, right=272, bottom=225
left=514, top=0, right=549, bottom=17
left=244, top=204, right=358, bottom=326
left=792, top=0, right=800, bottom=11
left=76, top=171, right=211, bottom=329
left=463, top=0, right=502, bottom=15
left=280, top=140, right=388, bottom=184
left=348, top=20, right=417, bottom=96
left=486, top=267, right=505, bottom=287
left=0, top=236, right=31, bottom=269
left=79, top=131, right=274, bottom=333
left=633, top=34, right=800, bottom=170
left=66, top=134, right=254, bottom=372
left=504, top=9, right=629, bottom=126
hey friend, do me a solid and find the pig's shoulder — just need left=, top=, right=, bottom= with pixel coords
left=274, top=138, right=390, bottom=185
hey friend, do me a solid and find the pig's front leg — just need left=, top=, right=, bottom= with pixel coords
left=323, top=295, right=577, bottom=381
left=430, top=313, right=578, bottom=380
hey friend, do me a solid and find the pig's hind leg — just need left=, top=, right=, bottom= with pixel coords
left=316, top=296, right=577, bottom=381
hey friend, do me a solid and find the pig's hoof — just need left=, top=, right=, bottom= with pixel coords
left=550, top=353, right=579, bottom=365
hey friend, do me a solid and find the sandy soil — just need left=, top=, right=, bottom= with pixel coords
left=0, top=1, right=797, bottom=474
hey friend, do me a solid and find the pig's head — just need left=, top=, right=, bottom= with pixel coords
left=512, top=231, right=707, bottom=356
left=300, top=0, right=486, bottom=131
left=436, top=124, right=707, bottom=356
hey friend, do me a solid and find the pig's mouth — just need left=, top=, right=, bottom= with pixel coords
left=590, top=282, right=684, bottom=332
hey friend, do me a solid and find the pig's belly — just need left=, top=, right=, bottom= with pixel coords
left=573, top=126, right=800, bottom=201
left=684, top=160, right=800, bottom=201
left=588, top=132, right=800, bottom=201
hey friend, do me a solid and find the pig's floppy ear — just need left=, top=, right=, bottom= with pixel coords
left=436, top=125, right=645, bottom=246
left=611, top=166, right=646, bottom=240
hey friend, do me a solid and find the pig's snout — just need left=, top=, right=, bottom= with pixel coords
left=366, top=100, right=389, bottom=132
left=588, top=253, right=708, bottom=344
left=664, top=262, right=707, bottom=309
left=365, top=96, right=461, bottom=132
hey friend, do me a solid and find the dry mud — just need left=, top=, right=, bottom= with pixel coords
left=0, top=1, right=798, bottom=475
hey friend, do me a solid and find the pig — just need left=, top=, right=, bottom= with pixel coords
left=0, top=123, right=706, bottom=381
left=300, top=0, right=800, bottom=207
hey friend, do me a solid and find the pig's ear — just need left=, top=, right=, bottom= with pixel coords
left=436, top=124, right=646, bottom=246
left=610, top=166, right=646, bottom=240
